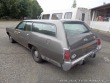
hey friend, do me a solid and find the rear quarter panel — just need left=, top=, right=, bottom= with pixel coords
left=29, top=21, right=68, bottom=64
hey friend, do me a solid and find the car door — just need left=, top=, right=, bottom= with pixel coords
left=14, top=21, right=26, bottom=44
left=20, top=22, right=32, bottom=48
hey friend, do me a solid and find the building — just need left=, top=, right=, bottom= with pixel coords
left=90, top=3, right=110, bottom=32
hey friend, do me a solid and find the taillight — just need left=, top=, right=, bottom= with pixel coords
left=64, top=50, right=70, bottom=61
left=97, top=38, right=101, bottom=45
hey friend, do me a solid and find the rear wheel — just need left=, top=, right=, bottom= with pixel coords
left=91, top=54, right=96, bottom=58
left=31, top=46, right=43, bottom=63
left=9, top=35, right=16, bottom=43
left=79, top=60, right=86, bottom=65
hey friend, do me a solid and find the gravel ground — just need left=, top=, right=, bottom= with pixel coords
left=0, top=21, right=20, bottom=29
left=91, top=29, right=110, bottom=42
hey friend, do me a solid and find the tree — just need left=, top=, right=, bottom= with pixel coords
left=31, top=0, right=43, bottom=18
left=0, top=0, right=10, bottom=17
left=72, top=0, right=77, bottom=8
left=0, top=2, right=3, bottom=17
left=0, top=0, right=43, bottom=19
left=9, top=0, right=20, bottom=18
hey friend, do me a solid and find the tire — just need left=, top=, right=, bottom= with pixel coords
left=31, top=46, right=43, bottom=63
left=9, top=35, right=16, bottom=43
left=91, top=54, right=96, bottom=58
left=79, top=60, right=85, bottom=65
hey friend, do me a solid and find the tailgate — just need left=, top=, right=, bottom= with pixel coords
left=70, top=32, right=97, bottom=60
left=63, top=21, right=97, bottom=60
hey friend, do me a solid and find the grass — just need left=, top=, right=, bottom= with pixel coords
left=0, top=19, right=22, bottom=21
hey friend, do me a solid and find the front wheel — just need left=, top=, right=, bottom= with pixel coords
left=31, top=46, right=43, bottom=63
left=9, top=35, right=16, bottom=43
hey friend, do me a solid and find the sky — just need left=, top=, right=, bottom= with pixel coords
left=37, top=0, right=110, bottom=11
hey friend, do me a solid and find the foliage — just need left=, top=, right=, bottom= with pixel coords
left=0, top=0, right=43, bottom=19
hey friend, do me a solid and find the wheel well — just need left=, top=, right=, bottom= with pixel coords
left=28, top=44, right=33, bottom=49
left=7, top=32, right=10, bottom=36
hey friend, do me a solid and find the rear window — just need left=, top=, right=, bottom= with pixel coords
left=42, top=14, right=50, bottom=19
left=52, top=13, right=62, bottom=20
left=63, top=22, right=89, bottom=37
left=64, top=12, right=72, bottom=19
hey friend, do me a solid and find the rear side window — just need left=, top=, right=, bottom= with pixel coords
left=64, top=22, right=89, bottom=37
left=24, top=22, right=32, bottom=31
left=32, top=23, right=56, bottom=37
left=32, top=23, right=42, bottom=32
left=64, top=12, right=72, bottom=19
left=52, top=13, right=62, bottom=20
left=42, top=14, right=50, bottom=19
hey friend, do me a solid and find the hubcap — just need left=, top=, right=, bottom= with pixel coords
left=34, top=51, right=39, bottom=58
left=9, top=36, right=12, bottom=41
left=9, top=36, right=12, bottom=40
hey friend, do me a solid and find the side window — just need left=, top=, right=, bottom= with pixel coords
left=24, top=22, right=32, bottom=31
left=32, top=23, right=56, bottom=37
left=41, top=24, right=56, bottom=37
left=64, top=12, right=72, bottom=19
left=42, top=14, right=50, bottom=19
left=32, top=23, right=42, bottom=32
left=16, top=22, right=26, bottom=30
left=52, top=13, right=62, bottom=20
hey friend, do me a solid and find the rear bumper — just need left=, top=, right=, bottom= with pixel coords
left=62, top=45, right=101, bottom=71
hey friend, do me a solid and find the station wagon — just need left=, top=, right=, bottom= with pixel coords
left=6, top=20, right=101, bottom=71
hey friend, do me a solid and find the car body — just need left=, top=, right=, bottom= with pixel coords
left=6, top=20, right=101, bottom=71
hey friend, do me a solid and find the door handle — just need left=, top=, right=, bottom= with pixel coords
left=46, top=39, right=50, bottom=44
left=83, top=38, right=88, bottom=42
left=26, top=34, right=29, bottom=36
left=14, top=31, right=17, bottom=33
left=18, top=32, right=20, bottom=34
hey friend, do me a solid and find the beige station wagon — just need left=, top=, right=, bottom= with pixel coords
left=6, top=20, right=101, bottom=71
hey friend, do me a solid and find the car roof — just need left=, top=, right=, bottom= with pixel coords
left=23, top=19, right=84, bottom=24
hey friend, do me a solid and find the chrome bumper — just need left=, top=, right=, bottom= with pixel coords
left=62, top=45, right=101, bottom=71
